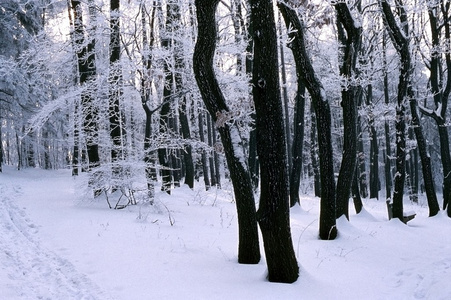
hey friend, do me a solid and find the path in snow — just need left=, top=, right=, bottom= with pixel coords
left=0, top=181, right=111, bottom=300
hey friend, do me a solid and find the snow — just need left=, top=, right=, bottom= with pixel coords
left=1, top=166, right=451, bottom=299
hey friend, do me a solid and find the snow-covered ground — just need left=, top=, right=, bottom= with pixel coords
left=1, top=166, right=451, bottom=299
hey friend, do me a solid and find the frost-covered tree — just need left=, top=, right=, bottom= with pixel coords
left=380, top=0, right=439, bottom=219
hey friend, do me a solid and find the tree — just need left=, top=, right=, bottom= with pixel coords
left=278, top=1, right=337, bottom=240
left=69, top=0, right=100, bottom=175
left=109, top=0, right=124, bottom=168
left=419, top=1, right=451, bottom=216
left=140, top=1, right=158, bottom=200
left=193, top=0, right=260, bottom=264
left=250, top=0, right=299, bottom=283
left=334, top=1, right=362, bottom=219
left=380, top=0, right=439, bottom=219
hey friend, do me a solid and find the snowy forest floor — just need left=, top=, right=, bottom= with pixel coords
left=1, top=166, right=451, bottom=300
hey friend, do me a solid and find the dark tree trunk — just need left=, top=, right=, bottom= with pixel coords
left=368, top=85, right=379, bottom=200
left=356, top=96, right=368, bottom=199
left=206, top=114, right=216, bottom=187
left=141, top=2, right=157, bottom=201
left=170, top=116, right=181, bottom=188
left=408, top=92, right=440, bottom=216
left=72, top=105, right=79, bottom=176
left=279, top=1, right=307, bottom=207
left=279, top=18, right=292, bottom=173
left=198, top=110, right=211, bottom=190
left=380, top=1, right=408, bottom=221
left=179, top=96, right=195, bottom=189
left=173, top=1, right=194, bottom=189
left=357, top=124, right=368, bottom=198
left=352, top=166, right=363, bottom=214
left=158, top=84, right=172, bottom=193
left=143, top=103, right=157, bottom=201
left=421, top=3, right=451, bottom=214
left=310, top=107, right=321, bottom=198
left=381, top=0, right=440, bottom=219
left=193, top=0, right=260, bottom=264
left=69, top=0, right=100, bottom=173
left=246, top=15, right=259, bottom=190
left=109, top=0, right=123, bottom=166
left=278, top=2, right=336, bottom=240
left=383, top=33, right=392, bottom=201
left=289, top=83, right=306, bottom=206
left=16, top=132, right=22, bottom=170
left=43, top=130, right=51, bottom=169
left=334, top=2, right=361, bottom=219
left=248, top=120, right=259, bottom=189
left=407, top=128, right=418, bottom=203
left=211, top=115, right=221, bottom=188
left=251, top=0, right=298, bottom=283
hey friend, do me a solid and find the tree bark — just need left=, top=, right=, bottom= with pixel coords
left=352, top=165, right=363, bottom=213
left=289, top=83, right=306, bottom=206
left=198, top=110, right=210, bottom=190
left=334, top=2, right=361, bottom=219
left=193, top=0, right=260, bottom=264
left=251, top=0, right=298, bottom=283
left=367, top=85, right=379, bottom=200
left=310, top=106, right=321, bottom=198
left=206, top=114, right=217, bottom=187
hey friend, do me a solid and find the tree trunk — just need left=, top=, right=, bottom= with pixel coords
left=278, top=17, right=292, bottom=173
left=206, top=114, right=217, bottom=187
left=368, top=85, right=379, bottom=200
left=380, top=0, right=408, bottom=221
left=211, top=115, right=221, bottom=188
left=289, top=83, right=306, bottom=206
left=158, top=93, right=172, bottom=193
left=278, top=2, right=336, bottom=240
left=352, top=166, right=363, bottom=213
left=310, top=106, right=321, bottom=197
left=109, top=0, right=123, bottom=165
left=408, top=92, right=440, bottom=216
left=334, top=2, right=361, bottom=219
left=193, top=0, right=260, bottom=264
left=357, top=120, right=368, bottom=198
left=69, top=0, right=100, bottom=173
left=381, top=0, right=440, bottom=219
left=198, top=110, right=211, bottom=190
left=246, top=14, right=259, bottom=190
left=141, top=2, right=157, bottom=201
left=72, top=99, right=80, bottom=176
left=422, top=3, right=451, bottom=214
left=383, top=33, right=392, bottom=201
left=179, top=96, right=195, bottom=189
left=251, top=0, right=298, bottom=283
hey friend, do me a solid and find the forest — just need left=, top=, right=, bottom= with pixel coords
left=1, top=0, right=451, bottom=285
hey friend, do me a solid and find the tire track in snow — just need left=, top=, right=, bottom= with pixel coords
left=0, top=183, right=113, bottom=300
